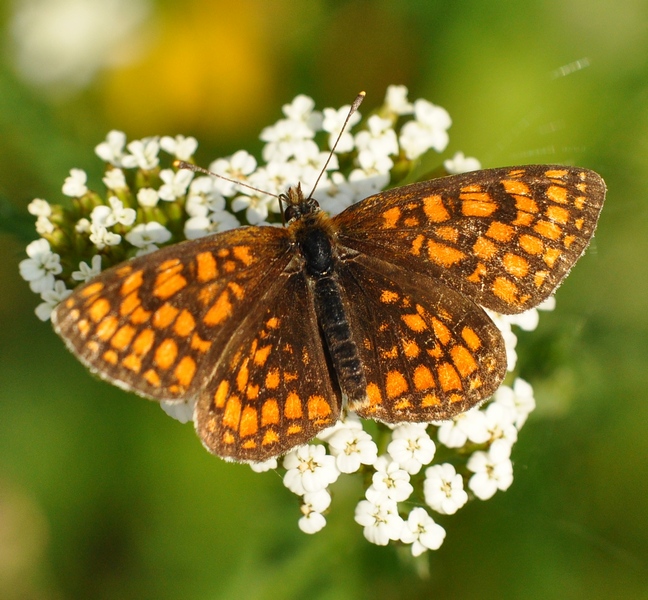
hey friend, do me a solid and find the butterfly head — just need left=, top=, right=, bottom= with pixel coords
left=281, top=183, right=321, bottom=223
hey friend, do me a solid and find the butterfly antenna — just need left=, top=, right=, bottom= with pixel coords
left=173, top=161, right=280, bottom=199
left=307, top=91, right=366, bottom=200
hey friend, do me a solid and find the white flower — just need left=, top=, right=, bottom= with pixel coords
left=9, top=0, right=149, bottom=92
left=95, top=130, right=128, bottom=166
left=467, top=439, right=514, bottom=500
left=89, top=223, right=121, bottom=249
left=160, top=135, right=198, bottom=161
left=322, top=104, right=361, bottom=153
left=260, top=119, right=315, bottom=162
left=355, top=496, right=403, bottom=546
left=487, top=309, right=519, bottom=371
left=424, top=463, right=469, bottom=515
left=35, top=280, right=71, bottom=321
left=436, top=407, right=490, bottom=448
left=158, top=168, right=194, bottom=201
left=316, top=412, right=363, bottom=442
left=356, top=148, right=394, bottom=175
left=121, top=137, right=160, bottom=170
left=281, top=94, right=323, bottom=131
left=327, top=426, right=378, bottom=473
left=62, top=168, right=88, bottom=197
left=160, top=399, right=195, bottom=424
left=347, top=169, right=390, bottom=201
left=367, top=456, right=413, bottom=503
left=283, top=445, right=339, bottom=495
left=27, top=199, right=52, bottom=217
left=19, top=238, right=62, bottom=293
left=387, top=423, right=436, bottom=474
left=444, top=151, right=481, bottom=174
left=75, top=218, right=90, bottom=233
left=90, top=196, right=136, bottom=227
left=298, top=489, right=331, bottom=534
left=208, top=150, right=257, bottom=197
left=400, top=507, right=446, bottom=556
left=399, top=99, right=452, bottom=159
left=125, top=222, right=172, bottom=254
left=494, top=378, right=536, bottom=429
left=71, top=255, right=102, bottom=282
left=231, top=191, right=274, bottom=225
left=183, top=211, right=239, bottom=240
left=384, top=85, right=413, bottom=115
left=35, top=216, right=55, bottom=235
left=354, top=115, right=399, bottom=157
left=102, top=168, right=126, bottom=190
left=483, top=402, right=518, bottom=446
left=137, top=187, right=160, bottom=208
left=249, top=457, right=278, bottom=473
left=316, top=172, right=355, bottom=215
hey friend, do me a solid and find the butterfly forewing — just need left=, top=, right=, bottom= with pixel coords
left=52, top=227, right=293, bottom=402
left=333, top=165, right=605, bottom=314
left=194, top=269, right=341, bottom=462
left=337, top=254, right=506, bottom=422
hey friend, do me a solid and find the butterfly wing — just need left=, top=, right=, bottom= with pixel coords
left=194, top=268, right=341, bottom=462
left=333, top=165, right=605, bottom=314
left=52, top=226, right=294, bottom=403
left=334, top=253, right=506, bottom=422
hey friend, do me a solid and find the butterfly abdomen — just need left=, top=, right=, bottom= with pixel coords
left=294, top=211, right=367, bottom=404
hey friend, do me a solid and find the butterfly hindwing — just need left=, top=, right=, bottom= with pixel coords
left=194, top=269, right=341, bottom=462
left=336, top=253, right=507, bottom=423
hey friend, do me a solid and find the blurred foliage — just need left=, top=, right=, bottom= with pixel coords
left=1, top=0, right=647, bottom=598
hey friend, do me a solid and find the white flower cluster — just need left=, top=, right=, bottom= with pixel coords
left=19, top=86, right=468, bottom=323
left=264, top=371, right=538, bottom=555
left=20, top=86, right=552, bottom=553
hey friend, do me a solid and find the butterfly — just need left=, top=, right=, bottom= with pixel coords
left=52, top=164, right=605, bottom=462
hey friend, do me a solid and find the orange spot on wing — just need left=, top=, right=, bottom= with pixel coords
left=461, top=327, right=482, bottom=351
left=545, top=205, right=570, bottom=224
left=174, top=309, right=196, bottom=337
left=402, top=339, right=420, bottom=358
left=386, top=370, right=408, bottom=399
left=153, top=303, right=179, bottom=329
left=284, top=391, right=303, bottom=419
left=89, top=298, right=110, bottom=323
left=486, top=221, right=514, bottom=242
left=261, top=399, right=280, bottom=425
left=467, top=262, right=487, bottom=283
left=435, top=226, right=459, bottom=243
left=366, top=383, right=383, bottom=407
left=308, top=395, right=332, bottom=420
left=190, top=333, right=211, bottom=353
left=122, top=354, right=141, bottom=373
left=155, top=338, right=178, bottom=370
left=413, top=365, right=435, bottom=390
left=214, top=380, right=229, bottom=408
left=111, top=324, right=136, bottom=351
left=534, top=220, right=562, bottom=240
left=423, top=195, right=450, bottom=222
left=438, top=362, right=462, bottom=392
left=492, top=277, right=519, bottom=305
left=119, top=292, right=141, bottom=316
left=196, top=252, right=217, bottom=282
left=519, top=234, right=544, bottom=255
left=223, top=396, right=242, bottom=430
left=402, top=313, right=427, bottom=332
left=427, top=240, right=466, bottom=267
left=175, top=356, right=196, bottom=388
left=380, top=289, right=399, bottom=304
left=232, top=245, right=255, bottom=266
left=502, top=179, right=530, bottom=196
left=103, top=350, right=118, bottom=365
left=254, top=344, right=272, bottom=366
left=133, top=329, right=155, bottom=356
left=239, top=406, right=258, bottom=437
left=95, top=316, right=119, bottom=341
left=381, top=207, right=401, bottom=229
left=130, top=306, right=151, bottom=324
left=546, top=185, right=568, bottom=204
left=450, top=345, right=478, bottom=377
left=144, top=369, right=161, bottom=387
left=204, top=291, right=233, bottom=326
left=121, top=271, right=143, bottom=296
left=461, top=199, right=497, bottom=217
left=236, top=359, right=249, bottom=392
left=543, top=247, right=562, bottom=268
left=153, top=272, right=188, bottom=300
left=265, top=369, right=280, bottom=390
left=502, top=252, right=529, bottom=278
left=473, top=237, right=497, bottom=259
left=431, top=318, right=452, bottom=346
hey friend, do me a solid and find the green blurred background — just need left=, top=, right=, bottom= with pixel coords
left=1, top=0, right=647, bottom=598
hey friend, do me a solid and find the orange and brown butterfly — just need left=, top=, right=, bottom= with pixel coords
left=52, top=156, right=605, bottom=462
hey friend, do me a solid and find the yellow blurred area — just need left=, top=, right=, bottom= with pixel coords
left=102, top=0, right=279, bottom=138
